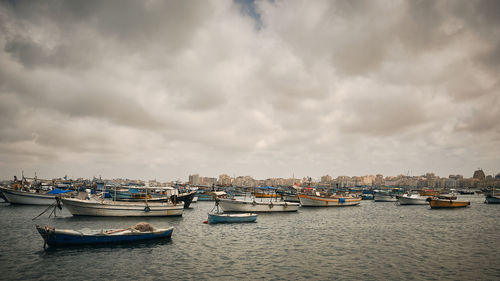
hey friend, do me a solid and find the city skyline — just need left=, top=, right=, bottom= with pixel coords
left=1, top=1, right=499, bottom=182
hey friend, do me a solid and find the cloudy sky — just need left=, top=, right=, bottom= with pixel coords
left=0, top=0, right=499, bottom=181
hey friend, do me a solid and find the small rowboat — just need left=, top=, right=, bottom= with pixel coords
left=207, top=212, right=257, bottom=224
left=426, top=197, right=470, bottom=209
left=36, top=222, right=173, bottom=248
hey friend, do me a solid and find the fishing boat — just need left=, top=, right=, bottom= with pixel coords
left=298, top=193, right=361, bottom=207
left=485, top=195, right=500, bottom=204
left=373, top=190, right=399, bottom=202
left=484, top=189, right=500, bottom=204
left=253, top=187, right=281, bottom=199
left=281, top=193, right=299, bottom=202
left=217, top=198, right=299, bottom=212
left=206, top=199, right=257, bottom=224
left=60, top=196, right=183, bottom=217
left=36, top=222, right=173, bottom=248
left=397, top=193, right=429, bottom=205
left=0, top=187, right=72, bottom=205
left=426, top=197, right=470, bottom=209
left=177, top=191, right=197, bottom=208
left=207, top=212, right=257, bottom=224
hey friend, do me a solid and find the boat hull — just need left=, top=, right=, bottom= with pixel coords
left=177, top=191, right=197, bottom=208
left=36, top=225, right=174, bottom=247
left=282, top=194, right=299, bottom=202
left=373, top=193, right=398, bottom=202
left=197, top=194, right=215, bottom=201
left=61, top=198, right=183, bottom=217
left=207, top=213, right=257, bottom=224
left=397, top=195, right=429, bottom=205
left=253, top=192, right=281, bottom=199
left=218, top=199, right=299, bottom=212
left=0, top=188, right=57, bottom=205
left=428, top=199, right=470, bottom=209
left=485, top=195, right=500, bottom=204
left=298, top=194, right=361, bottom=207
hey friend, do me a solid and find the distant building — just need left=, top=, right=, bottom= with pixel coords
left=189, top=174, right=200, bottom=185
left=200, top=177, right=217, bottom=186
left=218, top=174, right=232, bottom=186
left=321, top=175, right=332, bottom=183
left=473, top=169, right=486, bottom=181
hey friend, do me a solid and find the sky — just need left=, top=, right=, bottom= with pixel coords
left=0, top=0, right=499, bottom=181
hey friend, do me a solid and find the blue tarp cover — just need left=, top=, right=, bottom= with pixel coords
left=256, top=186, right=276, bottom=189
left=47, top=188, right=72, bottom=194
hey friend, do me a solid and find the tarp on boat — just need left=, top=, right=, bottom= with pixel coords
left=47, top=188, right=73, bottom=194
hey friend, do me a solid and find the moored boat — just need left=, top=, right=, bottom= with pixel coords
left=281, top=193, right=299, bottom=202
left=485, top=195, right=500, bottom=204
left=36, top=222, right=173, bottom=248
left=298, top=193, right=361, bottom=207
left=397, top=193, right=429, bottom=205
left=373, top=190, right=398, bottom=202
left=426, top=197, right=470, bottom=209
left=61, top=196, right=183, bottom=217
left=0, top=187, right=72, bottom=205
left=207, top=212, right=257, bottom=224
left=177, top=191, right=197, bottom=208
left=218, top=198, right=299, bottom=212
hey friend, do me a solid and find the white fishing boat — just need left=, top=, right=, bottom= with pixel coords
left=217, top=198, right=299, bottom=212
left=60, top=196, right=184, bottom=217
left=397, top=193, right=429, bottom=205
left=0, top=187, right=71, bottom=205
left=298, top=193, right=361, bottom=207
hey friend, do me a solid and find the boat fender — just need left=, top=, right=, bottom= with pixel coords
left=426, top=197, right=432, bottom=202
left=269, top=202, right=274, bottom=209
left=450, top=200, right=453, bottom=204
left=144, top=206, right=151, bottom=212
left=252, top=201, right=257, bottom=206
left=339, top=198, right=346, bottom=203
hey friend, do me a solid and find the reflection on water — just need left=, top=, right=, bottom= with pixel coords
left=0, top=195, right=499, bottom=280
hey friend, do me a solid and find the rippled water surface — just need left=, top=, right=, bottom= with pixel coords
left=0, top=195, right=499, bottom=280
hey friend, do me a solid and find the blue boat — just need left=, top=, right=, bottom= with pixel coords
left=207, top=212, right=257, bottom=224
left=36, top=223, right=173, bottom=248
left=206, top=199, right=257, bottom=224
left=485, top=195, right=500, bottom=204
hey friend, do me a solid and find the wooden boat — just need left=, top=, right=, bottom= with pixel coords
left=281, top=193, right=299, bottom=202
left=218, top=198, right=299, bottom=212
left=253, top=192, right=281, bottom=198
left=485, top=195, right=500, bottom=204
left=207, top=212, right=257, bottom=224
left=373, top=190, right=398, bottom=202
left=206, top=199, right=257, bottom=223
left=426, top=197, right=470, bottom=209
left=397, top=193, right=429, bottom=205
left=36, top=222, right=173, bottom=248
left=0, top=187, right=72, bottom=205
left=298, top=193, right=361, bottom=207
left=177, top=191, right=197, bottom=208
left=60, top=197, right=183, bottom=217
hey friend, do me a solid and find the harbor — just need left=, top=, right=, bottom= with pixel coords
left=0, top=193, right=499, bottom=280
